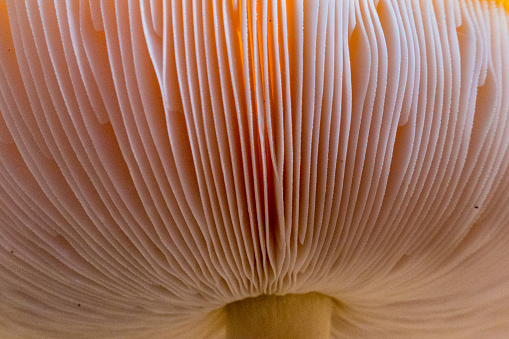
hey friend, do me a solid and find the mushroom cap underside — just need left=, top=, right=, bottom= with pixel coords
left=1, top=0, right=509, bottom=338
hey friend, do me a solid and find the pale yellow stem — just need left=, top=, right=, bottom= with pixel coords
left=224, top=293, right=333, bottom=339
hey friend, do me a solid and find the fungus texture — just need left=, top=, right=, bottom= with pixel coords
left=1, top=0, right=509, bottom=338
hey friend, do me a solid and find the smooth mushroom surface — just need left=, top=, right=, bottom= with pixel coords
left=1, top=0, right=509, bottom=338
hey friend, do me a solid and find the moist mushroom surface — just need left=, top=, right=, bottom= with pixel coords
left=1, top=0, right=509, bottom=338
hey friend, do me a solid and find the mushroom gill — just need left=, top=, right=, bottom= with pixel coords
left=0, top=0, right=509, bottom=338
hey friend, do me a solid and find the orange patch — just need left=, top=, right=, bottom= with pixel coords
left=492, top=0, right=509, bottom=12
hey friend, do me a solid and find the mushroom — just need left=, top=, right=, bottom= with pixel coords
left=0, top=0, right=509, bottom=338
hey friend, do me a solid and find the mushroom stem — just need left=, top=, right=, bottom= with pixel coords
left=224, top=293, right=333, bottom=339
